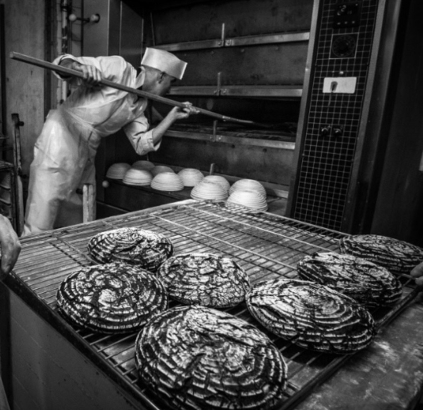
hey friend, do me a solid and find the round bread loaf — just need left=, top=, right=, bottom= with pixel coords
left=297, top=252, right=403, bottom=307
left=339, top=234, right=423, bottom=275
left=57, top=262, right=168, bottom=333
left=246, top=278, right=376, bottom=354
left=156, top=253, right=251, bottom=308
left=135, top=305, right=287, bottom=410
left=87, top=227, right=173, bottom=272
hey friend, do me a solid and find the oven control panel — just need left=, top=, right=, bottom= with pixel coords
left=333, top=2, right=362, bottom=29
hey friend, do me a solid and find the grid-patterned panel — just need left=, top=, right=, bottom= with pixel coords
left=294, top=0, right=378, bottom=230
left=10, top=202, right=417, bottom=410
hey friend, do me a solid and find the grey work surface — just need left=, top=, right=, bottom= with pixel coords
left=297, top=295, right=423, bottom=410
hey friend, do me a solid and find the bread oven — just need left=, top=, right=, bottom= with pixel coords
left=87, top=0, right=314, bottom=218
left=86, top=0, right=421, bottom=241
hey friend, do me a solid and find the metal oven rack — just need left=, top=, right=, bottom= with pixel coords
left=10, top=201, right=418, bottom=410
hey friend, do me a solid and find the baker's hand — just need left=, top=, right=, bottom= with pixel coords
left=410, top=261, right=423, bottom=287
left=170, top=102, right=200, bottom=121
left=0, top=216, right=21, bottom=279
left=70, top=61, right=103, bottom=88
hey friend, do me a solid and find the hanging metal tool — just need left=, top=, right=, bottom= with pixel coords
left=10, top=51, right=271, bottom=128
left=11, top=113, right=25, bottom=235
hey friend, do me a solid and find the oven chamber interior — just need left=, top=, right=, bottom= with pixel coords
left=87, top=0, right=314, bottom=215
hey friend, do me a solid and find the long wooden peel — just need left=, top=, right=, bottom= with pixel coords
left=10, top=51, right=268, bottom=128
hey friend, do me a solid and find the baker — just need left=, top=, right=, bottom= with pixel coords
left=22, top=48, right=198, bottom=236
left=0, top=214, right=21, bottom=409
left=0, top=215, right=21, bottom=278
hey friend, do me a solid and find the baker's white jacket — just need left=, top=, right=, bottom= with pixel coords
left=22, top=54, right=160, bottom=236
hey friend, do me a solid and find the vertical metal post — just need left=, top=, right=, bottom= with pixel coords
left=83, top=183, right=95, bottom=223
left=150, top=12, right=156, bottom=46
left=60, top=0, right=70, bottom=102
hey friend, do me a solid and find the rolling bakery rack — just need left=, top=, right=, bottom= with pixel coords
left=2, top=200, right=422, bottom=410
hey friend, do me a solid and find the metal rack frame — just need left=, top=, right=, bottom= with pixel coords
left=152, top=18, right=308, bottom=98
left=7, top=201, right=418, bottom=410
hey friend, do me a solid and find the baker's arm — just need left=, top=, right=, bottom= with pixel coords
left=150, top=102, right=198, bottom=145
left=124, top=102, right=199, bottom=156
left=151, top=106, right=164, bottom=123
left=0, top=215, right=21, bottom=278
left=410, top=261, right=423, bottom=287
left=57, top=55, right=103, bottom=87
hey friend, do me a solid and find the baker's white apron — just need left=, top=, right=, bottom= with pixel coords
left=22, top=107, right=101, bottom=236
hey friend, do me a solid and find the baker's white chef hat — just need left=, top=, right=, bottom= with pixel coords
left=141, top=48, right=187, bottom=80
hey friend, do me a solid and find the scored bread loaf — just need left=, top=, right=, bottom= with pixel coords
left=87, top=227, right=173, bottom=272
left=297, top=251, right=403, bottom=307
left=339, top=234, right=423, bottom=276
left=135, top=305, right=287, bottom=410
left=57, top=262, right=168, bottom=333
left=156, top=253, right=251, bottom=308
left=246, top=278, right=376, bottom=354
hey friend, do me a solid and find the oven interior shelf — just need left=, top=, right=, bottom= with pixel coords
left=168, top=85, right=303, bottom=98
left=158, top=27, right=309, bottom=99
left=141, top=0, right=312, bottom=99
left=164, top=121, right=297, bottom=149
left=94, top=0, right=314, bottom=211
left=9, top=201, right=418, bottom=410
